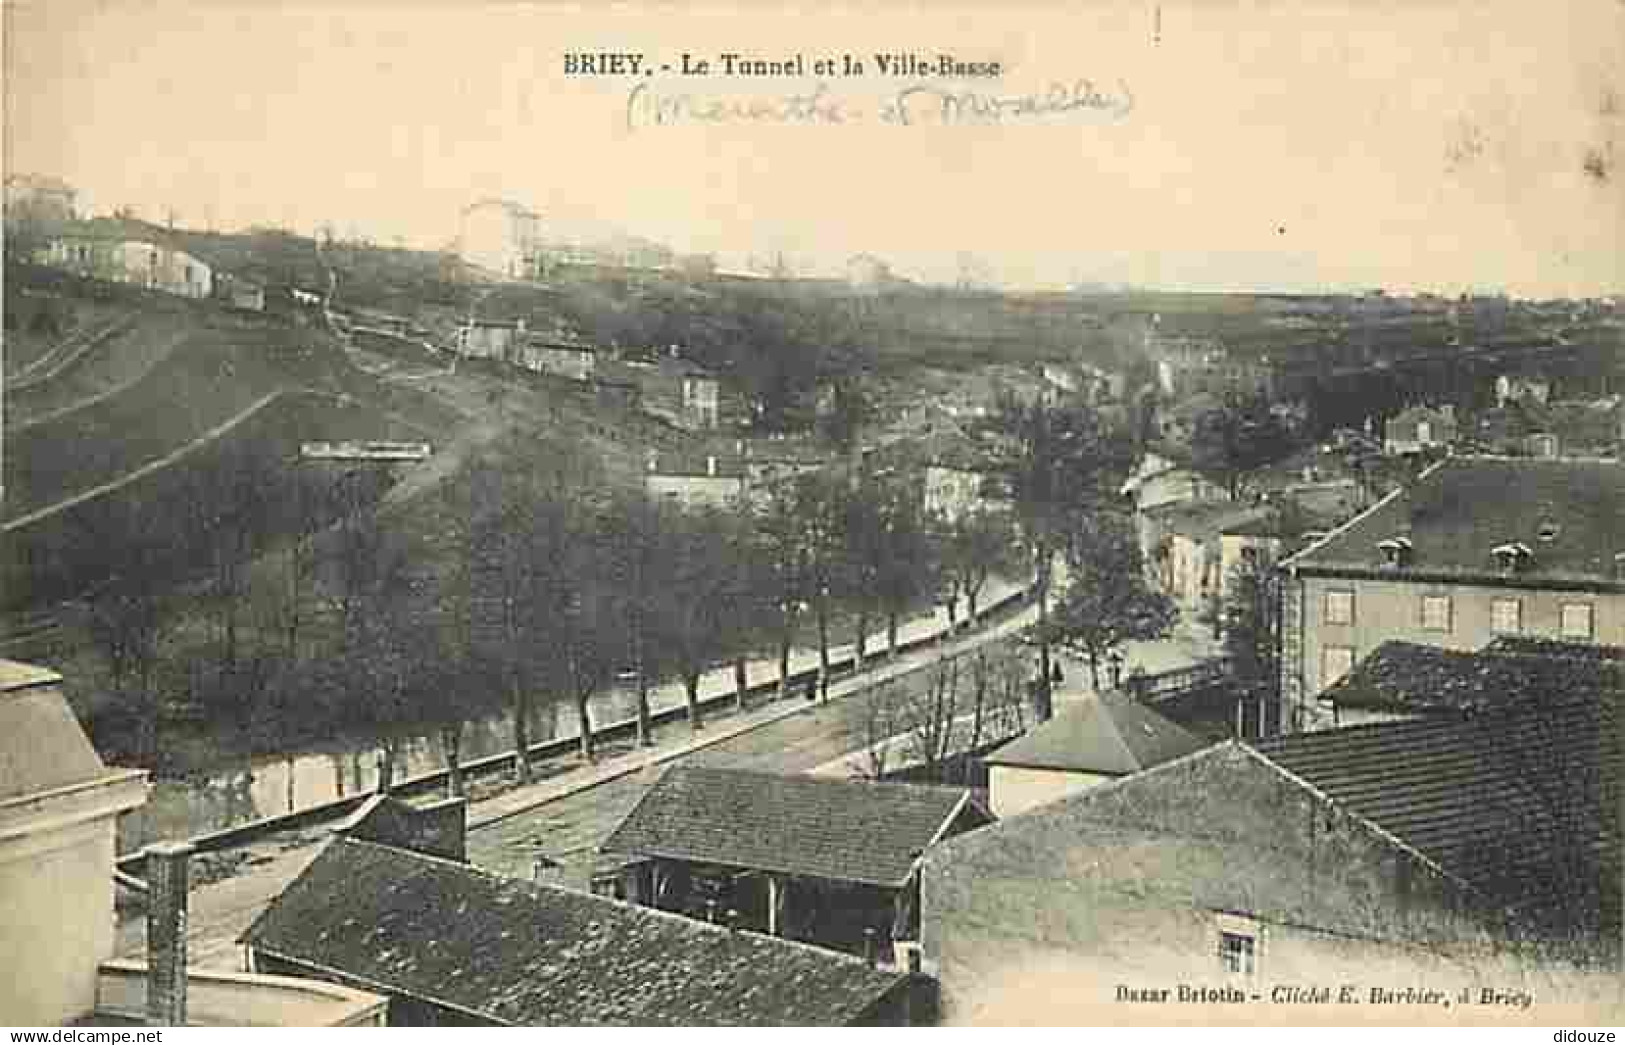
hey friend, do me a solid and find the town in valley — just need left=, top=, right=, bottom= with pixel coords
left=2, top=0, right=1621, bottom=1029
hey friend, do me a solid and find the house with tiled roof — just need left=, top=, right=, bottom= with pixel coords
left=1317, top=638, right=1624, bottom=728
left=598, top=766, right=991, bottom=966
left=242, top=836, right=919, bottom=1026
left=983, top=689, right=1209, bottom=817
left=920, top=740, right=1562, bottom=1024
left=1277, top=456, right=1625, bottom=731
left=1255, top=687, right=1621, bottom=954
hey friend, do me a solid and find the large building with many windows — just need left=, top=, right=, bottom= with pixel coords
left=1277, top=456, right=1625, bottom=732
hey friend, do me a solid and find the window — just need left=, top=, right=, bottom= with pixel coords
left=1416, top=420, right=1433, bottom=444
left=1323, top=590, right=1355, bottom=626
left=1491, top=598, right=1522, bottom=635
left=1215, top=913, right=1260, bottom=977
left=1321, top=646, right=1356, bottom=688
left=1560, top=603, right=1595, bottom=641
left=1219, top=932, right=1255, bottom=975
left=1420, top=594, right=1452, bottom=632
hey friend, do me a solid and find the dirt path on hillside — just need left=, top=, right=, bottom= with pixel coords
left=6, top=328, right=194, bottom=432
left=1, top=391, right=284, bottom=532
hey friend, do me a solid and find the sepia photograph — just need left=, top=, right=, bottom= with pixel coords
left=1, top=0, right=1621, bottom=1028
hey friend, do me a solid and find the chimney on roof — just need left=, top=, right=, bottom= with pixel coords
left=706, top=455, right=717, bottom=477
left=145, top=841, right=193, bottom=1027
left=863, top=926, right=879, bottom=967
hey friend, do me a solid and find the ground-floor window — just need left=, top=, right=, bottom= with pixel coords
left=1214, top=912, right=1262, bottom=978
left=1491, top=597, right=1522, bottom=634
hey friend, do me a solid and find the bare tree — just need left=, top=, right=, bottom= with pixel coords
left=936, top=506, right=1022, bottom=631
left=873, top=484, right=940, bottom=658
left=899, top=655, right=962, bottom=779
left=754, top=479, right=813, bottom=699
left=77, top=554, right=174, bottom=764
left=797, top=472, right=850, bottom=700
left=847, top=679, right=902, bottom=781
left=332, top=517, right=427, bottom=794
left=656, top=502, right=750, bottom=732
left=600, top=491, right=670, bottom=745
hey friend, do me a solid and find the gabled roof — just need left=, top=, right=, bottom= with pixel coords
left=600, top=766, right=981, bottom=887
left=1254, top=695, right=1620, bottom=923
left=1284, top=456, right=1625, bottom=587
left=242, top=837, right=906, bottom=1026
left=986, top=690, right=1209, bottom=774
left=1320, top=639, right=1624, bottom=715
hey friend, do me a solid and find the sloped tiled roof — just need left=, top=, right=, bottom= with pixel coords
left=1285, top=456, right=1625, bottom=585
left=1320, top=639, right=1624, bottom=715
left=600, top=767, right=978, bottom=887
left=1254, top=695, right=1621, bottom=923
left=242, top=838, right=906, bottom=1026
left=986, top=690, right=1209, bottom=774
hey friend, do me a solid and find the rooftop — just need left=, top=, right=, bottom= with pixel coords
left=601, top=766, right=981, bottom=888
left=1284, top=456, right=1625, bottom=587
left=1255, top=693, right=1620, bottom=926
left=931, top=742, right=1478, bottom=946
left=242, top=837, right=906, bottom=1026
left=986, top=689, right=1210, bottom=774
left=1319, top=639, right=1624, bottom=716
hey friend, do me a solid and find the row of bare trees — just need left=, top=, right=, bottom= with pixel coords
left=74, top=422, right=1041, bottom=793
left=851, top=644, right=1032, bottom=783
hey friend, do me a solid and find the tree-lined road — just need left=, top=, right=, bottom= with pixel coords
left=113, top=574, right=1039, bottom=969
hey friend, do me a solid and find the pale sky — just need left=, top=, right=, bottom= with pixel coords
left=5, top=0, right=1622, bottom=295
